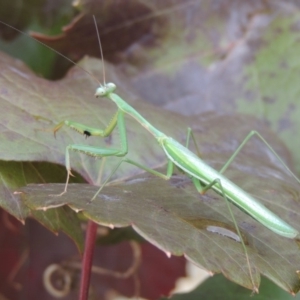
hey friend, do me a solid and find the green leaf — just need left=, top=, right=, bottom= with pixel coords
left=162, top=274, right=300, bottom=300
left=0, top=161, right=84, bottom=252
left=1, top=51, right=300, bottom=291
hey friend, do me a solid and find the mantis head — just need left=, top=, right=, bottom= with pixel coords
left=95, top=82, right=116, bottom=98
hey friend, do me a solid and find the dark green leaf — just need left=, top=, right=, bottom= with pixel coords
left=162, top=274, right=300, bottom=300
left=1, top=51, right=300, bottom=291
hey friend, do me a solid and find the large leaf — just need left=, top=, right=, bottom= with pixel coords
left=18, top=168, right=300, bottom=294
left=1, top=50, right=300, bottom=292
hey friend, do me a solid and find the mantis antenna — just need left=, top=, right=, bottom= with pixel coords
left=93, top=15, right=106, bottom=84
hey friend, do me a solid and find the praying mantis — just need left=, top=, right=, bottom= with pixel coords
left=54, top=79, right=300, bottom=242
left=1, top=16, right=300, bottom=293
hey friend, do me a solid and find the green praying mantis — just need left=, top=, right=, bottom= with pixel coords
left=1, top=16, right=300, bottom=293
left=54, top=79, right=300, bottom=242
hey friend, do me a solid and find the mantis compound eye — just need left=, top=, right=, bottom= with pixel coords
left=106, top=82, right=116, bottom=92
left=95, top=86, right=105, bottom=97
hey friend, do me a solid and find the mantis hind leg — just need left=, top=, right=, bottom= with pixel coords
left=192, top=177, right=258, bottom=293
left=219, top=131, right=300, bottom=185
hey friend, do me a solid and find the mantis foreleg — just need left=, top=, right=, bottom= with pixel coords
left=54, top=110, right=127, bottom=196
